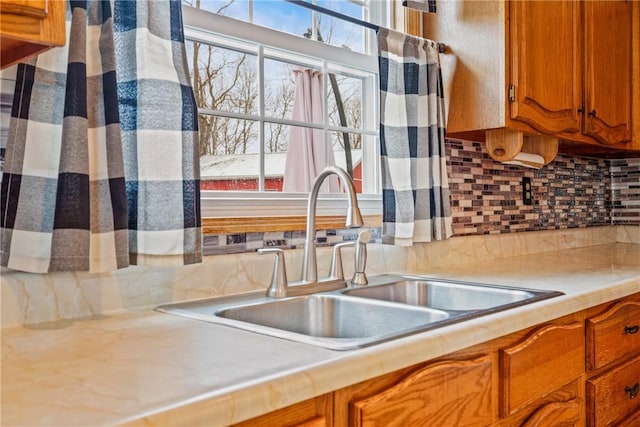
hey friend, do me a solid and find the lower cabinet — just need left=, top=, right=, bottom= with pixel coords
left=586, top=299, right=640, bottom=426
left=236, top=292, right=640, bottom=427
left=336, top=355, right=493, bottom=426
left=232, top=394, right=333, bottom=427
left=500, top=322, right=584, bottom=417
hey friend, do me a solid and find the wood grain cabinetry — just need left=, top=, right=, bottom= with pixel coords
left=587, top=356, right=640, bottom=427
left=582, top=1, right=634, bottom=146
left=232, top=394, right=333, bottom=427
left=334, top=316, right=585, bottom=427
left=338, top=355, right=493, bottom=426
left=238, top=293, right=640, bottom=427
left=508, top=0, right=582, bottom=137
left=512, top=0, right=635, bottom=147
left=500, top=322, right=584, bottom=416
left=423, top=0, right=640, bottom=154
left=0, top=0, right=66, bottom=69
left=520, top=398, right=583, bottom=427
left=586, top=301, right=640, bottom=371
left=586, top=300, right=640, bottom=426
left=617, top=409, right=640, bottom=427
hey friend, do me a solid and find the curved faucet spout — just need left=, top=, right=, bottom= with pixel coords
left=301, top=166, right=364, bottom=284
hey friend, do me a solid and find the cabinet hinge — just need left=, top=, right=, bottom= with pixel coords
left=508, top=85, right=516, bottom=103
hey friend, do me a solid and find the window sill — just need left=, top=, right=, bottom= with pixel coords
left=202, top=215, right=382, bottom=235
left=201, top=192, right=382, bottom=234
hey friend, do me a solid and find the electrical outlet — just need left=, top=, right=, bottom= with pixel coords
left=522, top=177, right=533, bottom=205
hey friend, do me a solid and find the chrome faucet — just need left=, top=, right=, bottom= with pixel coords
left=259, top=166, right=363, bottom=298
left=301, top=166, right=363, bottom=284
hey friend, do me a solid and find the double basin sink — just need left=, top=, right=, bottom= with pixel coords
left=155, top=274, right=563, bottom=350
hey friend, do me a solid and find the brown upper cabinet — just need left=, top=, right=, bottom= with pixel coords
left=423, top=0, right=640, bottom=154
left=0, top=0, right=66, bottom=69
left=582, top=1, right=634, bottom=146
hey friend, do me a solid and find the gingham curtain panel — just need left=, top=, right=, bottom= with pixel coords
left=0, top=0, right=201, bottom=273
left=402, top=0, right=437, bottom=14
left=377, top=28, right=452, bottom=246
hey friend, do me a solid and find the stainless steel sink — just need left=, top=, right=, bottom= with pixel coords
left=217, top=295, right=450, bottom=349
left=155, top=274, right=563, bottom=350
left=342, top=277, right=557, bottom=312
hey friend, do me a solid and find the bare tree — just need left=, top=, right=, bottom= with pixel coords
left=265, top=76, right=295, bottom=153
left=188, top=0, right=362, bottom=163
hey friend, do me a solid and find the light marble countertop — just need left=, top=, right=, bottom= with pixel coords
left=2, top=243, right=640, bottom=427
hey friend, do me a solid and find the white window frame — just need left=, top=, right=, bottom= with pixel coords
left=181, top=3, right=388, bottom=218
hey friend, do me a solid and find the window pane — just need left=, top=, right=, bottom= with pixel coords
left=271, top=124, right=352, bottom=193
left=198, top=114, right=259, bottom=155
left=200, top=117, right=260, bottom=191
left=253, top=1, right=312, bottom=38
left=332, top=131, right=360, bottom=167
left=331, top=131, right=364, bottom=193
left=186, top=41, right=258, bottom=115
left=327, top=72, right=362, bottom=130
left=316, top=0, right=365, bottom=52
left=183, top=2, right=379, bottom=197
left=264, top=122, right=288, bottom=192
left=182, top=0, right=249, bottom=20
left=264, top=121, right=289, bottom=156
left=263, top=59, right=303, bottom=122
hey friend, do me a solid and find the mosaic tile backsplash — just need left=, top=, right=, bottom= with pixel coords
left=447, top=139, right=612, bottom=235
left=203, top=139, right=640, bottom=255
left=610, top=158, right=640, bottom=224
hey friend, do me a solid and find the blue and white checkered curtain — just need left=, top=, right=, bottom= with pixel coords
left=402, top=0, right=437, bottom=14
left=377, top=28, right=452, bottom=246
left=0, top=0, right=201, bottom=273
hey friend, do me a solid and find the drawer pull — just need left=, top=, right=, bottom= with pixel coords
left=625, top=383, right=640, bottom=399
left=624, top=325, right=639, bottom=335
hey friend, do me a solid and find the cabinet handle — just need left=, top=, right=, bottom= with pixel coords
left=577, top=108, right=584, bottom=114
left=625, top=383, right=639, bottom=399
left=588, top=110, right=596, bottom=117
left=624, top=325, right=639, bottom=334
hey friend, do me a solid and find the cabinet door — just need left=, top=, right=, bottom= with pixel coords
left=0, top=0, right=66, bottom=69
left=349, top=355, right=493, bottom=427
left=509, top=0, right=582, bottom=135
left=500, top=322, right=584, bottom=416
left=583, top=0, right=633, bottom=145
left=1, top=0, right=47, bottom=17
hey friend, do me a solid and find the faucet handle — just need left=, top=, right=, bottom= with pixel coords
left=329, top=241, right=355, bottom=280
left=352, top=230, right=371, bottom=286
left=258, top=248, right=288, bottom=298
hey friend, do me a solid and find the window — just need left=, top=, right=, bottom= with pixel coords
left=182, top=1, right=388, bottom=219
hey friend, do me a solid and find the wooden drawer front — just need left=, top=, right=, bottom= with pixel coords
left=587, top=355, right=640, bottom=427
left=587, top=301, right=640, bottom=371
left=500, top=322, right=584, bottom=416
left=616, top=408, right=640, bottom=427
left=350, top=355, right=493, bottom=427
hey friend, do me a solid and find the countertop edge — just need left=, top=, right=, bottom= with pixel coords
left=118, top=274, right=640, bottom=427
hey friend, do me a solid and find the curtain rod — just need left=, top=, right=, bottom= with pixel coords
left=284, top=0, right=379, bottom=31
left=283, top=0, right=447, bottom=53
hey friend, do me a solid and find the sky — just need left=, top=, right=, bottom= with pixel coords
left=184, top=0, right=367, bottom=53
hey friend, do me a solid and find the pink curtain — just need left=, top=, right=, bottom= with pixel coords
left=283, top=69, right=339, bottom=192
